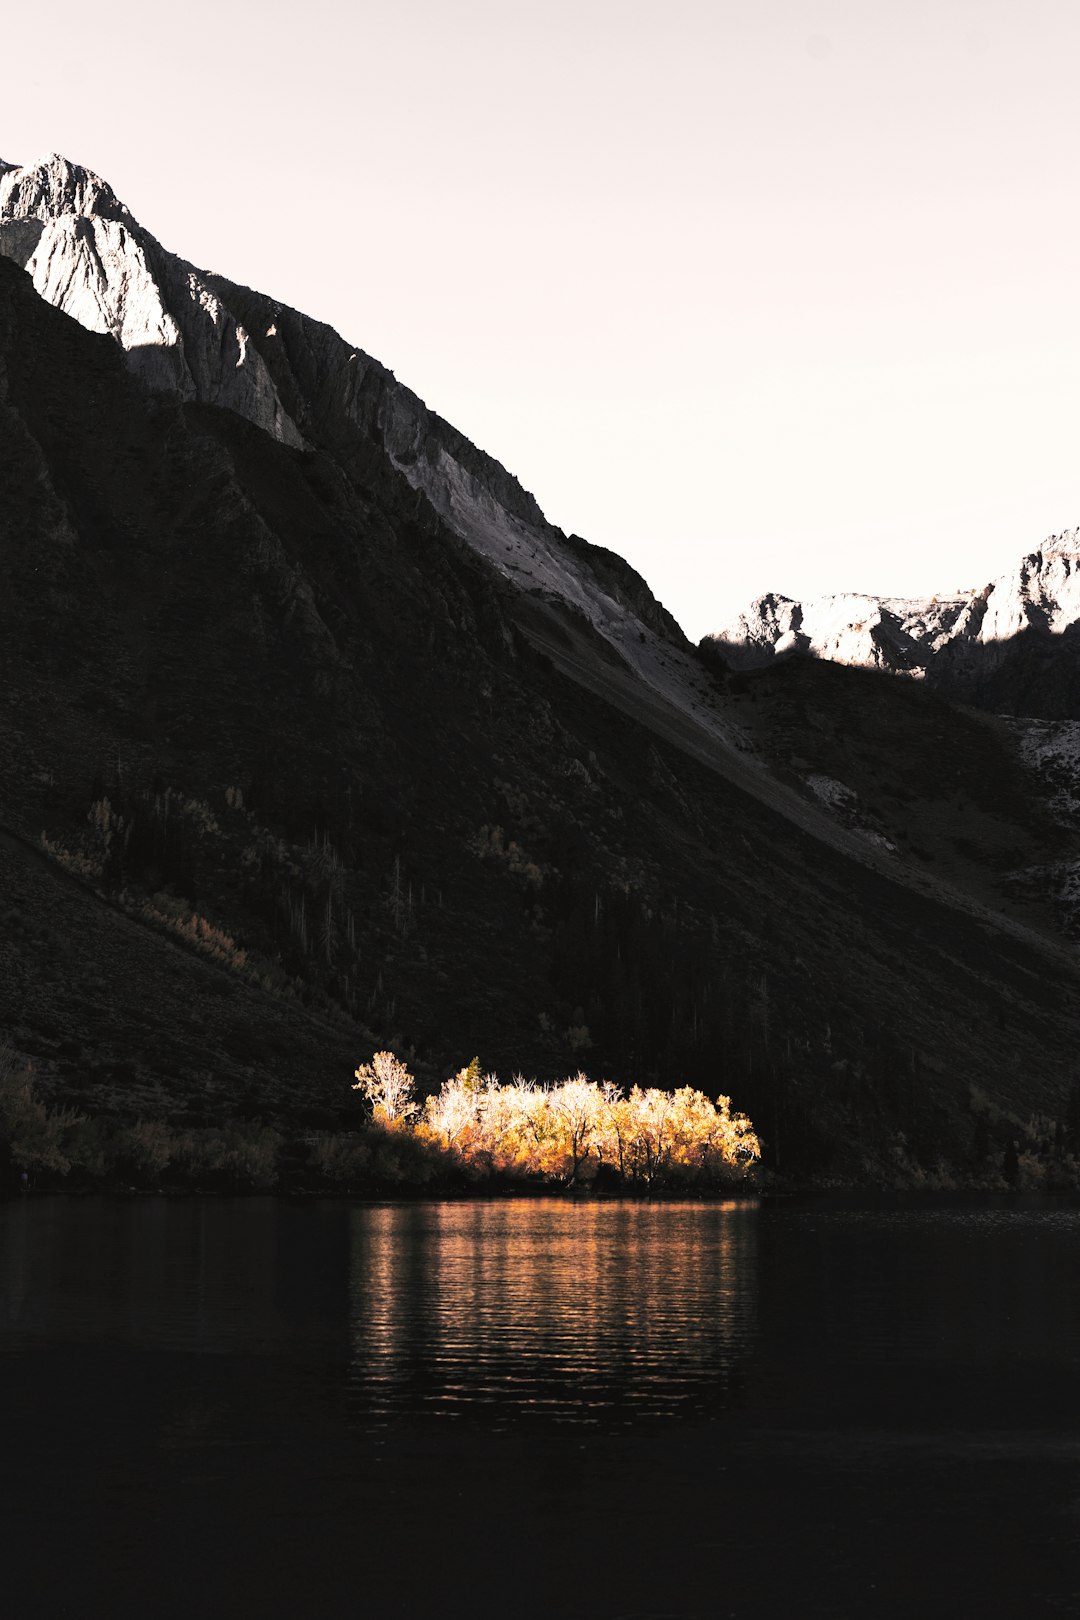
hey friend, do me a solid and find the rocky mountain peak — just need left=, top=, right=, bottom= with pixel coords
left=0, top=152, right=304, bottom=448
left=0, top=152, right=130, bottom=225
left=705, top=533, right=1080, bottom=717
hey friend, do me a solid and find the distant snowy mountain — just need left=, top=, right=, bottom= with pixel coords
left=705, top=541, right=1080, bottom=718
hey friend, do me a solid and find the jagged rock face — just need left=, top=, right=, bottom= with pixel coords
left=0, top=152, right=685, bottom=670
left=0, top=154, right=304, bottom=448
left=199, top=275, right=690, bottom=653
left=0, top=153, right=131, bottom=223
left=713, top=591, right=928, bottom=672
left=977, top=547, right=1080, bottom=640
left=707, top=538, right=1080, bottom=718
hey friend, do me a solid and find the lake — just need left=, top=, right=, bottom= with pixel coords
left=2, top=1196, right=1079, bottom=1617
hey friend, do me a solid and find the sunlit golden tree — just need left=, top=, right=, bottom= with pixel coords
left=396, top=1060, right=760, bottom=1188
left=353, top=1051, right=418, bottom=1124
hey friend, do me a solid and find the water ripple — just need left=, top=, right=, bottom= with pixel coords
left=345, top=1198, right=759, bottom=1427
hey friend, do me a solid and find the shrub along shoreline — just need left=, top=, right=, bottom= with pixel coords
left=352, top=1052, right=761, bottom=1191
left=8, top=1047, right=1066, bottom=1195
left=0, top=1048, right=762, bottom=1197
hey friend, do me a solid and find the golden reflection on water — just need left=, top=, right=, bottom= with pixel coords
left=347, top=1199, right=759, bottom=1424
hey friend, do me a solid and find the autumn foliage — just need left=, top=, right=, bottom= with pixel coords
left=354, top=1053, right=761, bottom=1189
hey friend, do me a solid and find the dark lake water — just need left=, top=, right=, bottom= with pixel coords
left=2, top=1196, right=1079, bottom=1618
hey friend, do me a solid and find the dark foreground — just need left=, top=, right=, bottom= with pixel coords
left=2, top=1197, right=1078, bottom=1618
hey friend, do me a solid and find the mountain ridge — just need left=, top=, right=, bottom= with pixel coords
left=706, top=540, right=1080, bottom=718
left=0, top=154, right=687, bottom=666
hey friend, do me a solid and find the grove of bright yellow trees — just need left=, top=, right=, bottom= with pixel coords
left=353, top=1054, right=760, bottom=1188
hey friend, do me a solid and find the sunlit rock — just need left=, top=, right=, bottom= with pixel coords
left=707, top=535, right=1080, bottom=711
left=0, top=153, right=303, bottom=447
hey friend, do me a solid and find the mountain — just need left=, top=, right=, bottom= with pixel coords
left=0, top=154, right=302, bottom=446
left=705, top=542, right=1080, bottom=718
left=2, top=153, right=1079, bottom=1180
left=0, top=154, right=683, bottom=657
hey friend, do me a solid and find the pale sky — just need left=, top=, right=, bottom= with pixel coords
left=6, top=0, right=1079, bottom=638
